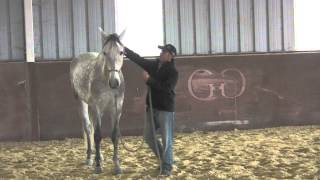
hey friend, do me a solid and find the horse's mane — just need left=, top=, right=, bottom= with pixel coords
left=103, top=33, right=122, bottom=48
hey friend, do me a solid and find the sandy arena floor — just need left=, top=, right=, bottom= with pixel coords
left=0, top=126, right=320, bottom=179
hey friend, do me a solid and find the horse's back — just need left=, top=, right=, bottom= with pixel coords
left=70, top=52, right=99, bottom=70
left=70, top=52, right=100, bottom=102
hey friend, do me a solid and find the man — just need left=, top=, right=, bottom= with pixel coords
left=124, top=44, right=178, bottom=176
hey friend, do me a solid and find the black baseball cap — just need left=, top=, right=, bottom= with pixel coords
left=158, top=44, right=177, bottom=56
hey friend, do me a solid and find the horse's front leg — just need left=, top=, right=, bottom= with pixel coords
left=94, top=123, right=103, bottom=173
left=89, top=107, right=103, bottom=173
left=111, top=109, right=122, bottom=175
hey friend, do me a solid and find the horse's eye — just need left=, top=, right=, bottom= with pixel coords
left=120, top=51, right=123, bottom=55
left=103, top=52, right=107, bottom=56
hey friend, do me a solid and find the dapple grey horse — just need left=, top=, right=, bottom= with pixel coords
left=70, top=28, right=125, bottom=175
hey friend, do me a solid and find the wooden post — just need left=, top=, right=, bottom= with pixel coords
left=24, top=0, right=35, bottom=62
left=24, top=0, right=39, bottom=140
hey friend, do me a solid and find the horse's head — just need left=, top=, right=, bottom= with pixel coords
left=99, top=28, right=125, bottom=89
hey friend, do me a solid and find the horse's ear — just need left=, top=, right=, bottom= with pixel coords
left=119, top=28, right=126, bottom=41
left=99, top=27, right=108, bottom=39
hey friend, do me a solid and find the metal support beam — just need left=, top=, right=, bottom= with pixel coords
left=24, top=0, right=35, bottom=62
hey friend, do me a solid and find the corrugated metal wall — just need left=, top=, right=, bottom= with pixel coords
left=164, top=0, right=295, bottom=55
left=0, top=0, right=295, bottom=60
left=32, top=0, right=115, bottom=60
left=0, top=0, right=116, bottom=61
left=0, top=0, right=25, bottom=61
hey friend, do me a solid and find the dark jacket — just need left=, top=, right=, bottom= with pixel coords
left=124, top=47, right=178, bottom=112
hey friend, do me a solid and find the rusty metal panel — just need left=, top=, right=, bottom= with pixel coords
left=41, top=0, right=57, bottom=59
left=225, top=0, right=239, bottom=53
left=34, top=62, right=82, bottom=140
left=268, top=0, right=282, bottom=51
left=174, top=53, right=320, bottom=131
left=33, top=0, right=42, bottom=59
left=195, top=0, right=210, bottom=54
left=72, top=0, right=87, bottom=56
left=210, top=0, right=224, bottom=53
left=103, top=0, right=115, bottom=34
left=0, top=0, right=10, bottom=60
left=0, top=63, right=30, bottom=141
left=35, top=62, right=82, bottom=139
left=35, top=62, right=79, bottom=139
left=179, top=0, right=194, bottom=55
left=125, top=53, right=320, bottom=133
left=283, top=0, right=294, bottom=51
left=3, top=53, right=320, bottom=141
left=9, top=0, right=25, bottom=60
left=239, top=0, right=254, bottom=52
left=57, top=0, right=73, bottom=58
left=254, top=0, right=268, bottom=52
left=164, top=0, right=180, bottom=54
left=88, top=0, right=102, bottom=52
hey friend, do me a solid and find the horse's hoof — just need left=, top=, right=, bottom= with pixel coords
left=95, top=166, right=103, bottom=174
left=114, top=167, right=122, bottom=175
left=86, top=158, right=93, bottom=166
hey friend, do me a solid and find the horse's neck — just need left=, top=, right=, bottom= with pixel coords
left=95, top=53, right=108, bottom=77
left=95, top=53, right=103, bottom=65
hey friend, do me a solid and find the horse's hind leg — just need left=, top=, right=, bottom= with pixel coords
left=89, top=106, right=103, bottom=174
left=80, top=101, right=93, bottom=166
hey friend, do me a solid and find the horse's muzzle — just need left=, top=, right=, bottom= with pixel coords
left=109, top=78, right=120, bottom=89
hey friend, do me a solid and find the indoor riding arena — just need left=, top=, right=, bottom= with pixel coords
left=1, top=0, right=320, bottom=179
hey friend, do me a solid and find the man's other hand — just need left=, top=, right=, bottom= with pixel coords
left=142, top=71, right=150, bottom=82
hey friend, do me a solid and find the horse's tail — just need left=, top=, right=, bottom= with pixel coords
left=73, top=91, right=79, bottom=99
left=69, top=78, right=79, bottom=99
left=70, top=57, right=79, bottom=100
